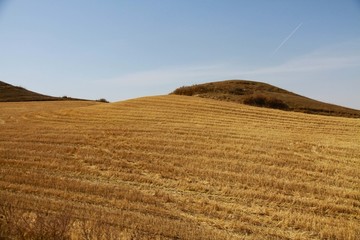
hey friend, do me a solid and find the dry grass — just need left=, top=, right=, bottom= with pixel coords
left=0, top=95, right=359, bottom=239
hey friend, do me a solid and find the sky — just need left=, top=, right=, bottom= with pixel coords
left=0, top=0, right=359, bottom=109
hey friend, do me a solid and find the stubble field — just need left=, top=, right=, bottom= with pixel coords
left=0, top=95, right=359, bottom=239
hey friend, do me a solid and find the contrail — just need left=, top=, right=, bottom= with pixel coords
left=273, top=22, right=303, bottom=54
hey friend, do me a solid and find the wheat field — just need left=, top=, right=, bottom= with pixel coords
left=0, top=95, right=359, bottom=239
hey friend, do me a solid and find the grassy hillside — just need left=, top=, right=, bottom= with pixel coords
left=0, top=96, right=359, bottom=239
left=0, top=81, right=96, bottom=102
left=172, top=80, right=360, bottom=118
left=0, top=81, right=61, bottom=101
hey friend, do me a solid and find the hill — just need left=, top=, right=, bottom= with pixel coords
left=172, top=80, right=360, bottom=118
left=1, top=96, right=359, bottom=239
left=0, top=81, right=93, bottom=102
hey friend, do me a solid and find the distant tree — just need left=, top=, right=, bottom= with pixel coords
left=97, top=98, right=109, bottom=103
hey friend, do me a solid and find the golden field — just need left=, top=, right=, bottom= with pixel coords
left=0, top=95, right=359, bottom=239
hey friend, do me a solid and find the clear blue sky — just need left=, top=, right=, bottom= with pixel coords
left=0, top=0, right=359, bottom=109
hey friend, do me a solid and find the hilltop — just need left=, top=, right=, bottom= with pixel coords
left=0, top=81, right=98, bottom=102
left=172, top=80, right=360, bottom=118
left=1, top=95, right=359, bottom=239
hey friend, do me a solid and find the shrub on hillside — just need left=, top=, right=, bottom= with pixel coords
left=173, top=83, right=247, bottom=96
left=173, top=85, right=214, bottom=96
left=172, top=86, right=194, bottom=96
left=243, top=95, right=289, bottom=110
left=97, top=98, right=109, bottom=103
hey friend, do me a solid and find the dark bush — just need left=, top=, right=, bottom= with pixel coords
left=267, top=98, right=289, bottom=110
left=97, top=98, right=109, bottom=103
left=244, top=95, right=267, bottom=106
left=173, top=84, right=226, bottom=96
left=244, top=95, right=289, bottom=110
left=172, top=86, right=195, bottom=96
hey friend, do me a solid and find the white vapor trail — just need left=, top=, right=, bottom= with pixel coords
left=273, top=22, right=303, bottom=54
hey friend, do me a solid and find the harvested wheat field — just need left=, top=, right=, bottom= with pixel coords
left=0, top=95, right=359, bottom=239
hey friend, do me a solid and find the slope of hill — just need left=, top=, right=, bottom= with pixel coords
left=0, top=95, right=359, bottom=239
left=0, top=81, right=60, bottom=101
left=0, top=81, right=93, bottom=102
left=172, top=80, right=360, bottom=118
